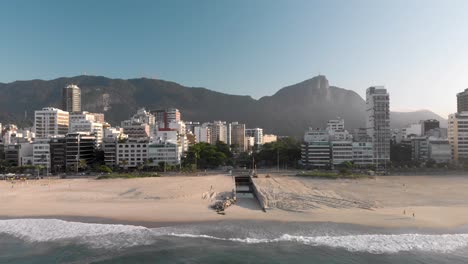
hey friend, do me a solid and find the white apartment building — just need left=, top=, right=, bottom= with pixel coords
left=32, top=138, right=51, bottom=169
left=69, top=119, right=103, bottom=145
left=121, top=108, right=155, bottom=138
left=210, top=121, right=229, bottom=144
left=69, top=111, right=104, bottom=124
left=448, top=112, right=468, bottom=163
left=428, top=138, right=451, bottom=164
left=166, top=108, right=181, bottom=123
left=352, top=142, right=374, bottom=167
left=2, top=126, right=18, bottom=145
left=34, top=107, right=69, bottom=139
left=122, top=123, right=150, bottom=139
left=304, top=128, right=329, bottom=142
left=148, top=141, right=181, bottom=166
left=327, top=119, right=344, bottom=131
left=104, top=127, right=123, bottom=139
left=330, top=130, right=353, bottom=141
left=326, top=118, right=352, bottom=141
left=194, top=125, right=211, bottom=144
left=366, top=86, right=390, bottom=167
left=155, top=129, right=178, bottom=142
left=116, top=139, right=148, bottom=168
left=301, top=128, right=331, bottom=168
left=301, top=141, right=331, bottom=168
left=331, top=141, right=353, bottom=166
left=263, top=134, right=277, bottom=144
left=168, top=120, right=186, bottom=135
left=411, top=137, right=429, bottom=162
left=245, top=128, right=263, bottom=145
left=245, top=136, right=255, bottom=150
left=404, top=123, right=423, bottom=138
left=126, top=108, right=155, bottom=127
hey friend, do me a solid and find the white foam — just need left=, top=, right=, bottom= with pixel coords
left=1, top=219, right=467, bottom=253
left=0, top=219, right=153, bottom=248
left=167, top=232, right=468, bottom=254
left=278, top=234, right=468, bottom=253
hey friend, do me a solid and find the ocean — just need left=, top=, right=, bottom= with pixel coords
left=0, top=218, right=468, bottom=263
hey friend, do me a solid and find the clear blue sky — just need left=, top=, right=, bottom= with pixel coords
left=1, top=0, right=467, bottom=117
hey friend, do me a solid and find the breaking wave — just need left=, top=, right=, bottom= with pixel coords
left=1, top=219, right=467, bottom=254
left=169, top=233, right=468, bottom=254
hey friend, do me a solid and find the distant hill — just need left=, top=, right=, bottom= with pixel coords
left=391, top=110, right=447, bottom=129
left=0, top=75, right=447, bottom=136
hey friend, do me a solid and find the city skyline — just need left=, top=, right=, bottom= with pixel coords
left=2, top=0, right=468, bottom=117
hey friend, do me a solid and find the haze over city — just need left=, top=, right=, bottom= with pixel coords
left=2, top=0, right=468, bottom=116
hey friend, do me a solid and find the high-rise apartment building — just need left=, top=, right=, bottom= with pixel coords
left=50, top=137, right=66, bottom=172
left=428, top=139, right=451, bottom=164
left=245, top=128, right=263, bottom=146
left=352, top=142, right=374, bottom=167
left=411, top=137, right=429, bottom=162
left=65, top=132, right=96, bottom=171
left=32, top=138, right=51, bottom=169
left=166, top=108, right=181, bottom=123
left=366, top=86, right=390, bottom=167
left=421, top=119, right=440, bottom=135
left=194, top=125, right=211, bottom=144
left=448, top=112, right=468, bottom=163
left=210, top=121, right=228, bottom=144
left=229, top=122, right=246, bottom=152
left=34, top=107, right=69, bottom=139
left=331, top=141, right=353, bottom=166
left=151, top=108, right=180, bottom=129
left=148, top=141, right=181, bottom=166
left=116, top=138, right=148, bottom=169
left=62, top=85, right=81, bottom=113
left=457, top=88, right=468, bottom=113
left=69, top=119, right=104, bottom=145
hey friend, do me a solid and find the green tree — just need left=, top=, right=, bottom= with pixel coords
left=0, top=160, right=11, bottom=173
left=95, top=165, right=112, bottom=173
left=183, top=142, right=229, bottom=169
left=79, top=159, right=88, bottom=170
left=119, top=159, right=129, bottom=171
left=254, top=137, right=301, bottom=168
left=215, top=141, right=233, bottom=158
left=425, top=159, right=436, bottom=168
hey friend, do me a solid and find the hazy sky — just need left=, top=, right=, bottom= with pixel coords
left=1, top=0, right=468, bottom=117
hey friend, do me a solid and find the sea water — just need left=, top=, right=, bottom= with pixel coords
left=0, top=218, right=467, bottom=263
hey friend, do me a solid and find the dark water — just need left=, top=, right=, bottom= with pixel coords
left=0, top=218, right=468, bottom=263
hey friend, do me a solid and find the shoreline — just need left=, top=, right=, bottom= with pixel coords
left=2, top=175, right=468, bottom=230
left=1, top=214, right=468, bottom=235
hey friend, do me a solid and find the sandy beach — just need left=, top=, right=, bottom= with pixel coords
left=1, top=174, right=468, bottom=228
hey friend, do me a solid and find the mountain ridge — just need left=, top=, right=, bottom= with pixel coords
left=0, top=75, right=447, bottom=136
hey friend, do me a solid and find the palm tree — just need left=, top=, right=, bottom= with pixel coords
left=120, top=159, right=129, bottom=171
left=79, top=159, right=87, bottom=171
